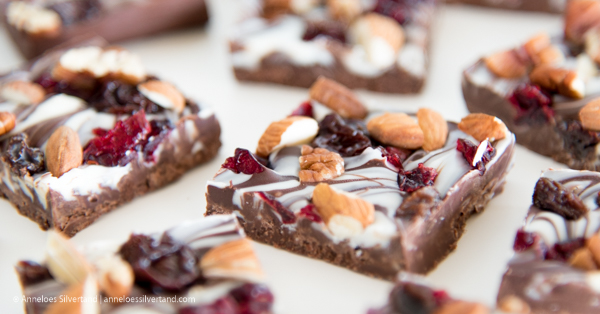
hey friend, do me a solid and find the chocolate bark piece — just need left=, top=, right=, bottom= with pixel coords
left=446, top=0, right=565, bottom=13
left=205, top=82, right=516, bottom=280
left=15, top=215, right=275, bottom=314
left=369, top=273, right=489, bottom=314
left=462, top=1, right=600, bottom=170
left=230, top=1, right=434, bottom=94
left=1, top=0, right=209, bottom=60
left=0, top=45, right=221, bottom=236
left=497, top=169, right=600, bottom=314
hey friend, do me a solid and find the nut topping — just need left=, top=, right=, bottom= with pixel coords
left=523, top=33, right=564, bottom=66
left=309, top=77, right=368, bottom=119
left=45, top=230, right=93, bottom=285
left=417, top=108, right=448, bottom=151
left=328, top=0, right=362, bottom=22
left=312, top=182, right=375, bottom=228
left=367, top=113, right=424, bottom=149
left=0, top=81, right=45, bottom=105
left=435, top=301, right=489, bottom=314
left=457, top=113, right=508, bottom=142
left=138, top=80, right=185, bottom=113
left=95, top=255, right=134, bottom=299
left=585, top=28, right=600, bottom=65
left=569, top=234, right=600, bottom=271
left=46, top=126, right=83, bottom=178
left=498, top=295, right=531, bottom=314
left=44, top=275, right=100, bottom=314
left=256, top=116, right=319, bottom=158
left=6, top=2, right=62, bottom=36
left=529, top=65, right=585, bottom=99
left=350, top=13, right=405, bottom=68
left=200, top=239, right=264, bottom=282
left=0, top=112, right=17, bottom=136
left=484, top=49, right=528, bottom=79
left=299, top=145, right=345, bottom=182
left=579, top=98, right=600, bottom=131
left=565, top=0, right=600, bottom=44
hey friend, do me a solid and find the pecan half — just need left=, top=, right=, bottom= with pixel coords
left=299, top=145, right=344, bottom=182
left=533, top=177, right=588, bottom=220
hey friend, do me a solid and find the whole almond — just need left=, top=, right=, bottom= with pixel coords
left=580, top=98, right=600, bottom=131
left=46, top=126, right=83, bottom=177
left=1, top=81, right=45, bottom=105
left=417, top=108, right=448, bottom=151
left=0, top=112, right=16, bottom=136
left=435, top=301, right=489, bottom=314
left=312, top=182, right=374, bottom=227
left=309, top=76, right=368, bottom=119
left=530, top=65, right=586, bottom=99
left=565, top=0, right=600, bottom=43
left=138, top=80, right=185, bottom=113
left=485, top=49, right=528, bottom=79
left=45, top=230, right=93, bottom=285
left=328, top=0, right=362, bottom=22
left=587, top=233, right=600, bottom=264
left=96, top=255, right=134, bottom=299
left=44, top=275, right=99, bottom=314
left=367, top=113, right=424, bottom=149
left=569, top=248, right=598, bottom=271
left=497, top=295, right=531, bottom=314
left=523, top=33, right=551, bottom=59
left=458, top=113, right=508, bottom=142
left=256, top=116, right=319, bottom=158
left=200, top=239, right=264, bottom=282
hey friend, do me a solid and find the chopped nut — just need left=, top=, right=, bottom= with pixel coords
left=45, top=230, right=93, bottom=285
left=484, top=49, right=528, bottom=79
left=44, top=275, right=99, bottom=314
left=6, top=2, right=62, bottom=36
left=565, top=0, right=600, bottom=44
left=312, top=182, right=375, bottom=228
left=138, top=80, right=185, bottom=113
left=328, top=0, right=362, bottom=22
left=458, top=113, right=508, bottom=142
left=569, top=248, right=598, bottom=271
left=46, top=126, right=83, bottom=178
left=256, top=116, right=319, bottom=158
left=309, top=77, right=368, bottom=119
left=435, top=301, right=489, bottom=314
left=299, top=145, right=345, bottom=182
left=200, top=239, right=264, bottom=282
left=529, top=65, right=585, bottom=99
left=417, top=108, right=448, bottom=151
left=95, top=255, right=134, bottom=299
left=350, top=13, right=405, bottom=68
left=0, top=81, right=45, bottom=105
left=580, top=98, right=600, bottom=131
left=367, top=113, right=424, bottom=149
left=0, top=112, right=17, bottom=136
left=498, top=295, right=531, bottom=314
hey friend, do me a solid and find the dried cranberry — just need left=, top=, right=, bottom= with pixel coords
left=456, top=138, right=495, bottom=173
left=298, top=204, right=322, bottom=223
left=312, top=113, right=371, bottom=157
left=533, top=177, right=588, bottom=220
left=119, top=233, right=200, bottom=291
left=508, top=83, right=554, bottom=125
left=381, top=146, right=410, bottom=170
left=398, top=163, right=438, bottom=193
left=3, top=134, right=45, bottom=176
left=34, top=73, right=58, bottom=91
left=390, top=282, right=440, bottom=314
left=230, top=283, right=274, bottom=314
left=289, top=101, right=314, bottom=118
left=545, top=238, right=585, bottom=262
left=513, top=230, right=539, bottom=252
left=558, top=120, right=600, bottom=161
left=432, top=290, right=451, bottom=307
left=373, top=0, right=421, bottom=25
left=222, top=149, right=265, bottom=175
left=257, top=192, right=296, bottom=224
left=83, top=110, right=151, bottom=167
left=49, top=0, right=100, bottom=25
left=179, top=296, right=239, bottom=314
left=89, top=80, right=164, bottom=115
left=15, top=261, right=52, bottom=286
left=302, top=21, right=347, bottom=43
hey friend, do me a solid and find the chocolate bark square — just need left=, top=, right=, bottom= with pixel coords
left=205, top=78, right=515, bottom=280
left=2, top=0, right=209, bottom=60
left=0, top=43, right=221, bottom=236
left=230, top=0, right=435, bottom=93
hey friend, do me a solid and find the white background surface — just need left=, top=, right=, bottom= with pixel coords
left=0, top=1, right=568, bottom=313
